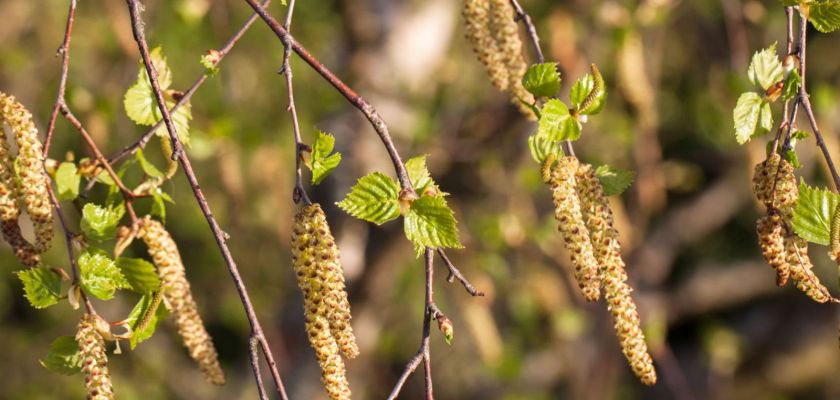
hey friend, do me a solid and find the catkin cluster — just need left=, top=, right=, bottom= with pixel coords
left=543, top=155, right=657, bottom=385
left=138, top=216, right=226, bottom=385
left=0, top=92, right=53, bottom=266
left=76, top=314, right=114, bottom=400
left=291, top=204, right=357, bottom=400
left=752, top=154, right=832, bottom=302
left=463, top=0, right=535, bottom=119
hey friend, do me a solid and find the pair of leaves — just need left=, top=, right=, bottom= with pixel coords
left=337, top=155, right=461, bottom=254
left=304, top=131, right=342, bottom=185
left=527, top=64, right=606, bottom=143
left=123, top=47, right=192, bottom=146
left=734, top=43, right=788, bottom=144
left=125, top=292, right=169, bottom=349
left=792, top=180, right=840, bottom=246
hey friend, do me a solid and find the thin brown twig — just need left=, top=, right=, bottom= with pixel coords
left=437, top=249, right=484, bottom=296
left=248, top=335, right=269, bottom=400
left=387, top=249, right=436, bottom=400
left=123, top=2, right=289, bottom=399
left=44, top=0, right=77, bottom=156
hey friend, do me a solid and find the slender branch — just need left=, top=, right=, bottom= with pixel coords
left=387, top=248, right=435, bottom=400
left=43, top=0, right=77, bottom=156
left=437, top=249, right=483, bottom=296
left=248, top=335, right=269, bottom=400
left=280, top=0, right=312, bottom=205
left=123, top=2, right=289, bottom=399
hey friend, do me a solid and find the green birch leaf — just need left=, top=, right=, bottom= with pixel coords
left=808, top=1, right=840, bottom=33
left=337, top=172, right=401, bottom=225
left=405, top=155, right=445, bottom=197
left=126, top=293, right=169, bottom=349
left=404, top=196, right=462, bottom=256
left=792, top=180, right=840, bottom=245
left=310, top=131, right=342, bottom=185
left=527, top=134, right=563, bottom=164
left=78, top=249, right=129, bottom=301
left=153, top=98, right=192, bottom=148
left=522, top=63, right=561, bottom=97
left=783, top=69, right=801, bottom=101
left=40, top=336, right=82, bottom=375
left=747, top=42, right=784, bottom=90
left=16, top=267, right=62, bottom=309
left=80, top=203, right=125, bottom=242
left=595, top=165, right=636, bottom=196
left=569, top=71, right=606, bottom=115
left=116, top=257, right=161, bottom=294
left=733, top=92, right=770, bottom=144
left=536, top=99, right=581, bottom=142
left=135, top=149, right=164, bottom=179
left=55, top=162, right=80, bottom=201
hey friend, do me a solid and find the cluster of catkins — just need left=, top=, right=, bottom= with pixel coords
left=753, top=153, right=833, bottom=302
left=76, top=313, right=115, bottom=400
left=138, top=216, right=226, bottom=385
left=463, top=0, right=535, bottom=119
left=543, top=155, right=657, bottom=386
left=291, top=204, right=358, bottom=400
left=0, top=91, right=53, bottom=267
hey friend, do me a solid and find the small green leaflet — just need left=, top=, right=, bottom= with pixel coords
left=81, top=203, right=125, bottom=242
left=199, top=52, right=220, bottom=77
left=569, top=72, right=606, bottom=115
left=123, top=47, right=192, bottom=146
left=16, top=267, right=62, bottom=309
left=40, top=336, right=82, bottom=375
left=337, top=172, right=401, bottom=225
left=782, top=69, right=801, bottom=101
left=747, top=43, right=783, bottom=91
left=117, top=257, right=161, bottom=294
left=126, top=293, right=169, bottom=349
left=522, top=63, right=561, bottom=98
left=136, top=148, right=164, bottom=178
left=310, top=131, right=342, bottom=185
left=404, top=196, right=462, bottom=256
left=807, top=1, right=840, bottom=33
left=527, top=134, right=563, bottom=164
left=537, top=99, right=581, bottom=142
left=792, top=180, right=840, bottom=245
left=55, top=162, right=80, bottom=200
left=78, top=249, right=130, bottom=301
left=151, top=189, right=174, bottom=222
left=405, top=155, right=444, bottom=196
left=595, top=165, right=636, bottom=196
left=783, top=129, right=810, bottom=168
left=733, top=92, right=773, bottom=144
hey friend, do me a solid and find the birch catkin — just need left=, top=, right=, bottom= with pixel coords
left=0, top=92, right=53, bottom=253
left=576, top=163, right=657, bottom=386
left=0, top=121, right=38, bottom=267
left=292, top=204, right=354, bottom=399
left=546, top=156, right=601, bottom=301
left=76, top=314, right=114, bottom=400
left=756, top=214, right=790, bottom=286
left=138, top=216, right=225, bottom=385
left=785, top=235, right=832, bottom=303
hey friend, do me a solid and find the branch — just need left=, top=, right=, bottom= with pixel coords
left=387, top=248, right=436, bottom=400
left=437, top=249, right=484, bottom=297
left=123, top=2, right=288, bottom=399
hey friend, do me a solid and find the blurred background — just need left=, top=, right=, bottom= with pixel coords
left=1, top=0, right=840, bottom=398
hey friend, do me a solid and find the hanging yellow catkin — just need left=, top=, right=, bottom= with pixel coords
left=291, top=205, right=353, bottom=400
left=463, top=0, right=535, bottom=119
left=546, top=156, right=600, bottom=301
left=756, top=214, right=790, bottom=286
left=576, top=163, right=657, bottom=386
left=0, top=92, right=53, bottom=254
left=138, top=216, right=225, bottom=385
left=76, top=314, right=114, bottom=400
left=785, top=235, right=833, bottom=303
left=752, top=154, right=781, bottom=209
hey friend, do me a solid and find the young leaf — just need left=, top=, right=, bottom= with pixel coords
left=310, top=131, right=342, bottom=185
left=55, top=162, right=80, bottom=200
left=783, top=69, right=801, bottom=101
left=522, top=63, right=561, bottom=98
left=199, top=50, right=220, bottom=76
left=569, top=70, right=606, bottom=115
left=747, top=43, right=784, bottom=90
left=337, top=172, right=401, bottom=225
left=792, top=180, right=840, bottom=245
left=16, top=267, right=62, bottom=309
left=527, top=134, right=563, bottom=164
left=40, top=336, right=82, bottom=375
left=404, top=196, right=463, bottom=256
left=537, top=99, right=581, bottom=142
left=807, top=1, right=840, bottom=33
left=405, top=155, right=443, bottom=196
left=81, top=203, right=125, bottom=242
left=153, top=98, right=192, bottom=147
left=117, top=257, right=161, bottom=294
left=151, top=190, right=167, bottom=222
left=135, top=148, right=164, bottom=179
left=126, top=293, right=169, bottom=349
left=595, top=165, right=636, bottom=196
left=78, top=249, right=130, bottom=301
left=733, top=92, right=772, bottom=144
